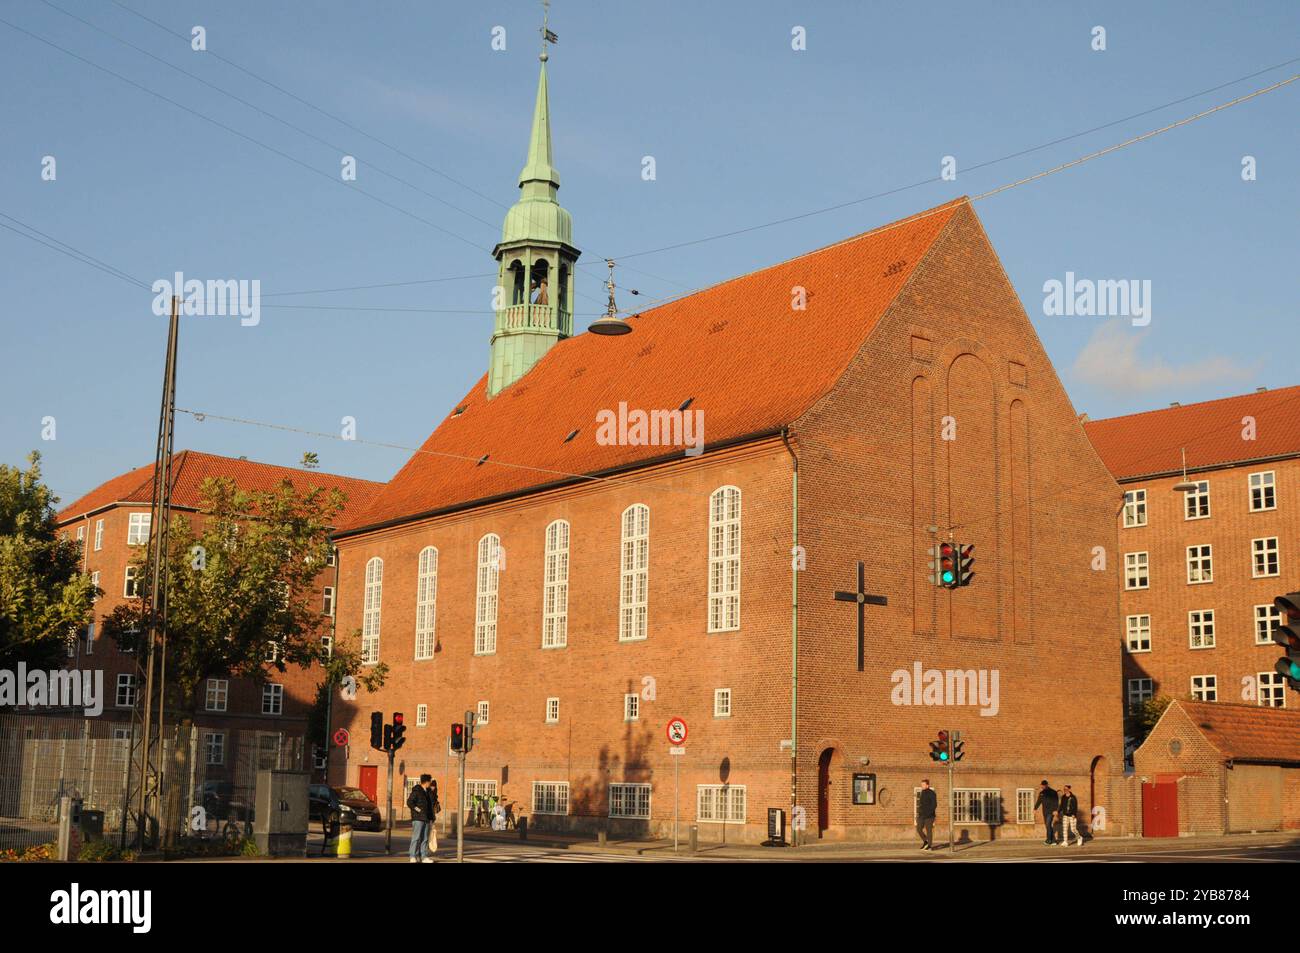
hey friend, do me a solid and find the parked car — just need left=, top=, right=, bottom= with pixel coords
left=309, top=784, right=382, bottom=831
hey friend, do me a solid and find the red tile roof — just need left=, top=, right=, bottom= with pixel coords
left=341, top=198, right=966, bottom=533
left=1084, top=385, right=1300, bottom=481
left=1173, top=700, right=1300, bottom=765
left=57, top=450, right=384, bottom=523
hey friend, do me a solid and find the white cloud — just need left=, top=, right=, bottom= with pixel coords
left=1070, top=320, right=1257, bottom=394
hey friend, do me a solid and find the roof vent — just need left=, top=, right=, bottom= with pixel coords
left=1078, top=412, right=1089, bottom=423
left=453, top=405, right=467, bottom=417
left=637, top=343, right=655, bottom=358
left=709, top=320, right=729, bottom=334
left=564, top=429, right=579, bottom=443
left=476, top=454, right=489, bottom=466
left=1256, top=386, right=1268, bottom=392
left=1169, top=402, right=1180, bottom=408
left=678, top=397, right=695, bottom=412
left=571, top=367, right=586, bottom=379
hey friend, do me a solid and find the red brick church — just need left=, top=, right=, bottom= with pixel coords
left=328, top=48, right=1127, bottom=842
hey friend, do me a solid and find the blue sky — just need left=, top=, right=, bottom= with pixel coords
left=3, top=0, right=1297, bottom=504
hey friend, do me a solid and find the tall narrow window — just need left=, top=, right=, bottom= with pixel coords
left=1122, top=489, right=1147, bottom=527
left=1125, top=615, right=1151, bottom=653
left=1186, top=544, right=1212, bottom=584
left=1249, top=471, right=1276, bottom=511
left=708, top=486, right=741, bottom=632
left=620, top=505, right=649, bottom=641
left=362, top=557, right=382, bottom=664
left=1184, top=480, right=1210, bottom=520
left=542, top=521, right=569, bottom=648
left=415, top=546, right=438, bottom=660
left=1124, top=552, right=1149, bottom=590
left=1255, top=604, right=1281, bottom=645
left=1188, top=609, right=1216, bottom=649
left=475, top=535, right=500, bottom=655
left=94, top=519, right=104, bottom=551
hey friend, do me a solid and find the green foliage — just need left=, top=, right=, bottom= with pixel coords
left=78, top=840, right=136, bottom=862
left=101, top=476, right=384, bottom=711
left=1136, top=694, right=1175, bottom=742
left=0, top=452, right=97, bottom=670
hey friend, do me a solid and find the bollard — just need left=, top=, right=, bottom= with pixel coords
left=323, top=815, right=339, bottom=857
left=518, top=816, right=528, bottom=841
left=337, top=819, right=353, bottom=859
left=688, top=824, right=698, bottom=852
left=597, top=828, right=607, bottom=847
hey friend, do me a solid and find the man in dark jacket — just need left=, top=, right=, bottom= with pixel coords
left=916, top=779, right=938, bottom=850
left=1033, top=780, right=1059, bottom=845
left=407, top=774, right=435, bottom=863
left=1057, top=784, right=1082, bottom=846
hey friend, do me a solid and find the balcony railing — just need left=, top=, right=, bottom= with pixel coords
left=500, top=302, right=571, bottom=334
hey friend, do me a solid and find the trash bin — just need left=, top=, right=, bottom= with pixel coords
left=80, top=809, right=105, bottom=842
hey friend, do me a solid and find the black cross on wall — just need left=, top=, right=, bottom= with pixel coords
left=833, top=561, right=888, bottom=672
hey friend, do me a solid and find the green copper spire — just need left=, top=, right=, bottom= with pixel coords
left=487, top=32, right=580, bottom=398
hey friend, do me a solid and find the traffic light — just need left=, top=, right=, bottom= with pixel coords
left=450, top=722, right=465, bottom=752
left=391, top=712, right=407, bottom=751
left=464, top=710, right=476, bottom=753
left=369, top=711, right=383, bottom=751
left=956, top=544, right=975, bottom=587
left=929, top=543, right=958, bottom=588
left=951, top=734, right=965, bottom=762
left=929, top=730, right=950, bottom=762
left=382, top=722, right=394, bottom=751
left=1273, top=592, right=1300, bottom=690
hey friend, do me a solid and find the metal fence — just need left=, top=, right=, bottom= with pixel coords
left=0, top=713, right=304, bottom=852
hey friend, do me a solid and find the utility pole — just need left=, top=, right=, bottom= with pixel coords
left=456, top=749, right=465, bottom=863
left=948, top=728, right=955, bottom=854
left=385, top=744, right=394, bottom=855
left=122, top=295, right=178, bottom=851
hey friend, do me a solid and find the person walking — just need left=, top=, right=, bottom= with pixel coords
left=1033, top=780, right=1059, bottom=845
left=407, top=774, right=436, bottom=863
left=916, top=779, right=938, bottom=851
left=1057, top=784, right=1082, bottom=846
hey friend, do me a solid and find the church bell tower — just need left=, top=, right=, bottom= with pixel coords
left=488, top=13, right=579, bottom=398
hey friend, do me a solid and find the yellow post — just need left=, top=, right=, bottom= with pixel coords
left=337, top=821, right=352, bottom=859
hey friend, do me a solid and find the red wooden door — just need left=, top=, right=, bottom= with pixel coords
left=358, top=765, right=379, bottom=805
left=1142, top=781, right=1178, bottom=837
left=817, top=750, right=832, bottom=835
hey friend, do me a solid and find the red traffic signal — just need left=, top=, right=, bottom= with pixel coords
left=450, top=722, right=465, bottom=752
left=391, top=712, right=407, bottom=751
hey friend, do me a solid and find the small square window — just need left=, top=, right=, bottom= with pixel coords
left=1124, top=552, right=1149, bottom=590
left=416, top=704, right=428, bottom=727
left=262, top=683, right=283, bottom=715
left=624, top=693, right=639, bottom=721
left=1249, top=471, right=1276, bottom=512
left=476, top=701, right=490, bottom=725
left=714, top=688, right=732, bottom=717
left=1191, top=675, right=1217, bottom=702
left=1186, top=544, right=1213, bottom=584
left=127, top=512, right=152, bottom=546
left=1183, top=480, right=1210, bottom=520
left=545, top=697, right=560, bottom=723
left=1252, top=537, right=1279, bottom=578
left=1125, top=615, right=1151, bottom=653
left=1188, top=609, right=1216, bottom=649
left=1127, top=678, right=1153, bottom=713
left=1255, top=605, right=1281, bottom=645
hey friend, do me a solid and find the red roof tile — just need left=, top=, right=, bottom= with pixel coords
left=1173, top=699, right=1300, bottom=764
left=1084, top=385, right=1300, bottom=481
left=342, top=198, right=965, bottom=533
left=57, top=451, right=384, bottom=523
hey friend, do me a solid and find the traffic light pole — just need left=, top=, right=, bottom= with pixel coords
left=947, top=729, right=955, bottom=854
left=385, top=746, right=394, bottom=855
left=456, top=750, right=465, bottom=863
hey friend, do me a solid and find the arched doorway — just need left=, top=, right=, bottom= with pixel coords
left=817, top=748, right=840, bottom=836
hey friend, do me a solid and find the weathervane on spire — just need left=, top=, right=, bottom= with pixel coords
left=540, top=0, right=558, bottom=61
left=588, top=258, right=633, bottom=335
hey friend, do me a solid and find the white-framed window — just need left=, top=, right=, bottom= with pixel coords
left=1252, top=537, right=1280, bottom=578
left=953, top=789, right=1002, bottom=824
left=415, top=546, right=438, bottom=660
left=475, top=534, right=500, bottom=655
left=76, top=524, right=85, bottom=542
left=1249, top=471, right=1276, bottom=512
left=697, top=784, right=746, bottom=823
left=127, top=512, right=152, bottom=546
left=84, top=622, right=94, bottom=655
left=609, top=783, right=651, bottom=819
left=1123, top=489, right=1147, bottom=527
left=466, top=779, right=498, bottom=799
left=1127, top=677, right=1153, bottom=713
left=1184, top=480, right=1210, bottom=520
left=262, top=683, right=283, bottom=715
left=708, top=486, right=741, bottom=632
left=416, top=704, right=428, bottom=727
left=532, top=781, right=569, bottom=815
left=1191, top=675, right=1217, bottom=702
left=123, top=565, right=142, bottom=598
left=1125, top=615, right=1151, bottom=653
left=322, top=586, right=334, bottom=617
left=205, top=678, right=228, bottom=712
left=476, top=701, right=490, bottom=725
left=90, top=570, right=100, bottom=595
left=1124, top=552, right=1149, bottom=590
left=1186, top=544, right=1213, bottom=584
left=1258, top=672, right=1286, bottom=708
left=326, top=548, right=336, bottom=568
left=619, top=504, right=649, bottom=641
left=362, top=556, right=382, bottom=663
left=714, top=688, right=732, bottom=718
left=542, top=521, right=569, bottom=649
left=115, top=674, right=137, bottom=708
left=623, top=693, right=639, bottom=721
left=1016, top=789, right=1036, bottom=824
left=545, top=697, right=560, bottom=723
left=204, top=731, right=225, bottom=766
left=1256, top=604, right=1282, bottom=645
left=93, top=518, right=104, bottom=551
left=1188, top=609, right=1216, bottom=649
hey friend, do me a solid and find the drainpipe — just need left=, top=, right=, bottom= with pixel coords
left=781, top=428, right=799, bottom=846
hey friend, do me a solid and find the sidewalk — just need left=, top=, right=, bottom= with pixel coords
left=452, top=825, right=1295, bottom=861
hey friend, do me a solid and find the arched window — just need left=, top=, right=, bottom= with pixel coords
left=620, top=505, right=649, bottom=641
left=415, top=546, right=438, bottom=660
left=475, top=535, right=501, bottom=655
left=362, top=557, right=383, bottom=663
left=509, top=260, right=525, bottom=305
left=708, top=487, right=741, bottom=632
left=530, top=258, right=550, bottom=305
left=542, top=520, right=569, bottom=648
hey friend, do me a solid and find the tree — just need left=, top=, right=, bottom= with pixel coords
left=0, top=452, right=97, bottom=670
left=101, top=475, right=385, bottom=712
